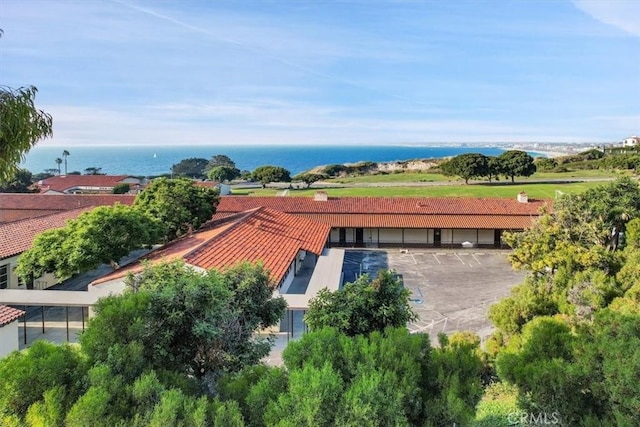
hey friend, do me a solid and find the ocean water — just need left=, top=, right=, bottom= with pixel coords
left=21, top=145, right=511, bottom=177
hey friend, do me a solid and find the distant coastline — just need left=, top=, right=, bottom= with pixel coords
left=21, top=143, right=594, bottom=177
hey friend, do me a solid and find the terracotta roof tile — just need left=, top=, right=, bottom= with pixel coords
left=0, top=305, right=25, bottom=326
left=92, top=208, right=331, bottom=287
left=37, top=175, right=133, bottom=192
left=215, top=196, right=548, bottom=229
left=0, top=194, right=136, bottom=212
left=0, top=208, right=94, bottom=259
left=217, top=196, right=547, bottom=216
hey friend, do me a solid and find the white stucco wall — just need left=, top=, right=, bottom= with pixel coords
left=442, top=229, right=453, bottom=245
left=0, top=322, right=20, bottom=359
left=404, top=229, right=429, bottom=244
left=478, top=230, right=495, bottom=245
left=3, top=256, right=58, bottom=290
left=279, top=261, right=296, bottom=294
left=452, top=229, right=478, bottom=244
left=379, top=228, right=403, bottom=244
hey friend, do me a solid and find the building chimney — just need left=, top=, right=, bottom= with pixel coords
left=517, top=192, right=528, bottom=203
left=314, top=191, right=328, bottom=202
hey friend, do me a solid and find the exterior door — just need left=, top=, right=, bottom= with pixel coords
left=494, top=229, right=503, bottom=248
left=339, top=228, right=346, bottom=245
left=355, top=228, right=364, bottom=246
left=433, top=229, right=441, bottom=248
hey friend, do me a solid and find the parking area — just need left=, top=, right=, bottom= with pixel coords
left=344, top=249, right=526, bottom=344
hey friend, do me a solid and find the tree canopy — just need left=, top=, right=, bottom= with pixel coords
left=497, top=150, right=536, bottom=183
left=304, top=270, right=417, bottom=336
left=133, top=177, right=219, bottom=241
left=0, top=86, right=53, bottom=181
left=171, top=157, right=208, bottom=179
left=207, top=154, right=236, bottom=171
left=208, top=165, right=240, bottom=183
left=16, top=204, right=162, bottom=281
left=294, top=172, right=327, bottom=188
left=251, top=166, right=291, bottom=188
left=439, top=153, right=489, bottom=184
left=0, top=168, right=37, bottom=193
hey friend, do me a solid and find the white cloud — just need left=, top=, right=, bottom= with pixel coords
left=572, top=0, right=640, bottom=36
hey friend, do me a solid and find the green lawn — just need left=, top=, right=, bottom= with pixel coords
left=232, top=181, right=605, bottom=199
left=327, top=169, right=628, bottom=184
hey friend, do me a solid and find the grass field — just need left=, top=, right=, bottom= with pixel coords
left=232, top=180, right=607, bottom=199
left=329, top=169, right=629, bottom=184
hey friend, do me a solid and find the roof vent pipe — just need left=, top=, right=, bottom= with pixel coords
left=517, top=192, right=528, bottom=203
left=314, top=191, right=328, bottom=202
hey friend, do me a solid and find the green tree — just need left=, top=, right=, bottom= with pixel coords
left=171, top=157, right=208, bottom=179
left=264, top=362, right=344, bottom=427
left=294, top=172, right=327, bottom=188
left=0, top=86, right=53, bottom=182
left=54, top=157, right=62, bottom=175
left=497, top=150, right=536, bottom=183
left=134, top=177, right=219, bottom=241
left=534, top=156, right=558, bottom=171
left=251, top=166, right=291, bottom=188
left=62, top=150, right=70, bottom=175
left=80, top=261, right=287, bottom=382
left=207, top=165, right=240, bottom=183
left=16, top=204, right=162, bottom=280
left=439, top=153, right=489, bottom=184
left=0, top=168, right=37, bottom=193
left=207, top=154, right=236, bottom=171
left=0, top=341, right=87, bottom=421
left=112, top=183, right=130, bottom=194
left=304, top=270, right=417, bottom=336
left=83, top=167, right=103, bottom=175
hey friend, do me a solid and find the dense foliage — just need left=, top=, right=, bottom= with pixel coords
left=485, top=177, right=640, bottom=425
left=133, top=177, right=220, bottom=241
left=251, top=166, right=291, bottom=188
left=0, top=86, right=53, bottom=181
left=170, top=157, right=208, bottom=179
left=304, top=270, right=417, bottom=336
left=440, top=150, right=535, bottom=184
left=293, top=172, right=327, bottom=187
left=0, top=168, right=37, bottom=193
left=208, top=165, right=240, bottom=182
left=16, top=203, right=162, bottom=281
left=1, top=262, right=286, bottom=426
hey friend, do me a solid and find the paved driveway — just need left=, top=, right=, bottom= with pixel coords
left=346, top=249, right=526, bottom=344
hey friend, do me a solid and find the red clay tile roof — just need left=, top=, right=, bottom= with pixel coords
left=0, top=305, right=25, bottom=326
left=37, top=175, right=134, bottom=193
left=0, top=194, right=136, bottom=212
left=0, top=208, right=93, bottom=260
left=92, top=207, right=330, bottom=287
left=215, top=196, right=548, bottom=229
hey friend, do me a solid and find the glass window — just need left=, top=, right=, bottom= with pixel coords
left=0, top=264, right=8, bottom=289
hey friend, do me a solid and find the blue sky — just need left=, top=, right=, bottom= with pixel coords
left=1, top=0, right=639, bottom=146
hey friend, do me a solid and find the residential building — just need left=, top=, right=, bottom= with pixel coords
left=0, top=208, right=96, bottom=290
left=622, top=136, right=640, bottom=147
left=215, top=194, right=548, bottom=248
left=0, top=194, right=135, bottom=223
left=36, top=175, right=144, bottom=194
left=0, top=305, right=24, bottom=358
left=90, top=207, right=332, bottom=296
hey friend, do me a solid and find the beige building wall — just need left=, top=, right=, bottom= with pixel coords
left=2, top=256, right=59, bottom=290
left=0, top=322, right=20, bottom=358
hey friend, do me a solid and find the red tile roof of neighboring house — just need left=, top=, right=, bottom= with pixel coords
left=37, top=175, right=133, bottom=193
left=92, top=207, right=331, bottom=287
left=215, top=196, right=548, bottom=229
left=0, top=194, right=136, bottom=211
left=0, top=305, right=25, bottom=326
left=0, top=208, right=93, bottom=260
left=0, top=194, right=136, bottom=222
